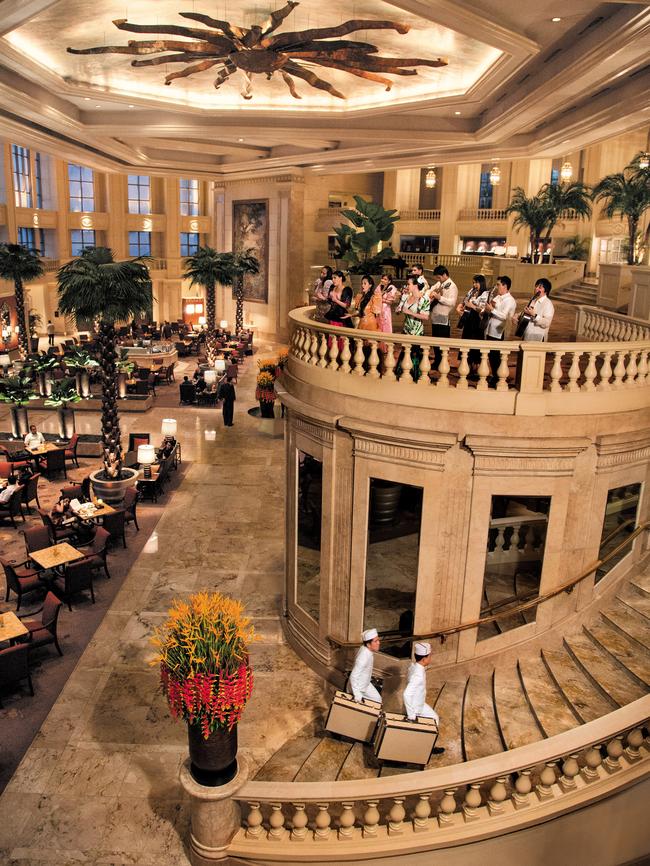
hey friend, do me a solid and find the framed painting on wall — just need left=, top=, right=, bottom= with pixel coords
left=232, top=199, right=268, bottom=303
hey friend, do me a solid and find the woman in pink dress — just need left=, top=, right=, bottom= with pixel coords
left=378, top=274, right=399, bottom=333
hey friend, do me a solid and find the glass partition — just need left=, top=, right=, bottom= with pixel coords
left=296, top=450, right=323, bottom=622
left=596, top=484, right=641, bottom=582
left=364, top=480, right=423, bottom=657
left=478, top=495, right=551, bottom=641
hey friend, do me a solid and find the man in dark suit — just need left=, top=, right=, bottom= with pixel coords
left=218, top=377, right=236, bottom=427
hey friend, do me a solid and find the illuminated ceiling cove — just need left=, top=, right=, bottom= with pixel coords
left=6, top=0, right=500, bottom=111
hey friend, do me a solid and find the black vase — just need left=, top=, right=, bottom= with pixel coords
left=259, top=400, right=275, bottom=418
left=187, top=722, right=238, bottom=787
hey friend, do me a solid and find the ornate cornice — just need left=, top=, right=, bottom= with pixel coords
left=595, top=430, right=650, bottom=474
left=293, top=415, right=335, bottom=448
left=223, top=174, right=305, bottom=188
left=464, top=435, right=592, bottom=477
left=340, top=420, right=457, bottom=470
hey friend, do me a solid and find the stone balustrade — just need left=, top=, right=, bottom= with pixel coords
left=576, top=305, right=650, bottom=342
left=458, top=208, right=509, bottom=221
left=228, top=698, right=649, bottom=858
left=288, top=307, right=650, bottom=416
left=399, top=208, right=441, bottom=221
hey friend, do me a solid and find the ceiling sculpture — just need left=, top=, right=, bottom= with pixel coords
left=67, top=1, right=448, bottom=102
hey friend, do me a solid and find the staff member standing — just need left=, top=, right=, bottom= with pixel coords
left=46, top=320, right=55, bottom=347
left=521, top=278, right=555, bottom=341
left=217, top=376, right=236, bottom=427
left=349, top=628, right=382, bottom=704
left=484, top=276, right=517, bottom=386
left=428, top=265, right=458, bottom=369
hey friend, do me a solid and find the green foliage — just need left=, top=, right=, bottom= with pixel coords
left=336, top=195, right=399, bottom=270
left=0, top=375, right=36, bottom=406
left=592, top=154, right=650, bottom=264
left=28, top=309, right=42, bottom=334
left=505, top=187, right=551, bottom=252
left=43, top=377, right=81, bottom=408
left=562, top=234, right=591, bottom=260
left=27, top=352, right=59, bottom=373
left=56, top=247, right=153, bottom=323
left=0, top=243, right=44, bottom=284
left=538, top=181, right=592, bottom=238
left=64, top=346, right=99, bottom=369
left=184, top=246, right=236, bottom=289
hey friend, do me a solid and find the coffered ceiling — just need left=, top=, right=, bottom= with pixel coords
left=0, top=0, right=648, bottom=178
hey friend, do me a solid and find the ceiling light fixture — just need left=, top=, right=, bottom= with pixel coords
left=454, top=110, right=461, bottom=115
left=425, top=167, right=437, bottom=189
left=95, top=104, right=101, bottom=108
left=128, top=104, right=134, bottom=108
left=489, top=165, right=501, bottom=186
left=551, top=17, right=561, bottom=22
left=638, top=152, right=650, bottom=170
left=237, top=137, right=244, bottom=142
left=560, top=160, right=573, bottom=181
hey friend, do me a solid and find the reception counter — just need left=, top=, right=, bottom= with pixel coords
left=121, top=344, right=178, bottom=369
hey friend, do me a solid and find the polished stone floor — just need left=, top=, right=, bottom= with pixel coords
left=0, top=339, right=326, bottom=865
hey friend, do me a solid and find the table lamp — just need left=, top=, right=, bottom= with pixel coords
left=0, top=354, right=10, bottom=371
left=161, top=418, right=177, bottom=439
left=214, top=359, right=226, bottom=374
left=219, top=320, right=228, bottom=329
left=204, top=369, right=217, bottom=386
left=198, top=316, right=206, bottom=326
left=137, top=443, right=156, bottom=478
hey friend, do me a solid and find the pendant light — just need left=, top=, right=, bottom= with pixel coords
left=424, top=167, right=437, bottom=189
left=639, top=152, right=650, bottom=170
left=488, top=165, right=501, bottom=186
left=560, top=160, right=573, bottom=182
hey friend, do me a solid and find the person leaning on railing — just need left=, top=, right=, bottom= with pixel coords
left=396, top=276, right=431, bottom=382
left=324, top=270, right=354, bottom=328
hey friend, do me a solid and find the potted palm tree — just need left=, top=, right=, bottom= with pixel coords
left=538, top=180, right=592, bottom=243
left=183, top=247, right=235, bottom=365
left=29, top=352, right=59, bottom=397
left=44, top=378, right=81, bottom=443
left=334, top=195, right=399, bottom=289
left=0, top=374, right=36, bottom=438
left=0, top=243, right=44, bottom=360
left=152, top=592, right=255, bottom=787
left=28, top=309, right=42, bottom=353
left=64, top=346, right=100, bottom=398
left=232, top=250, right=260, bottom=334
left=116, top=353, right=135, bottom=399
left=505, top=188, right=549, bottom=257
left=56, top=247, right=152, bottom=502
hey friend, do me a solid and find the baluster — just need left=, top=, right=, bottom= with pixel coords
left=317, top=334, right=328, bottom=368
left=487, top=777, right=508, bottom=816
left=566, top=352, right=581, bottom=392
left=362, top=800, right=380, bottom=838
left=549, top=351, right=563, bottom=391
left=353, top=339, right=365, bottom=376
left=636, top=350, right=648, bottom=386
left=512, top=770, right=532, bottom=809
left=510, top=524, right=521, bottom=553
left=327, top=333, right=339, bottom=370
left=625, top=350, right=638, bottom=387
left=496, top=351, right=509, bottom=391
left=298, top=328, right=308, bottom=360
left=367, top=341, right=380, bottom=379
left=462, top=784, right=482, bottom=822
left=308, top=332, right=319, bottom=365
left=245, top=802, right=264, bottom=839
left=559, top=754, right=580, bottom=792
left=412, top=792, right=432, bottom=832
left=401, top=345, right=414, bottom=383
left=581, top=746, right=602, bottom=783
left=535, top=761, right=557, bottom=801
left=268, top=803, right=286, bottom=840
left=383, top=341, right=396, bottom=381
left=293, top=328, right=302, bottom=359
left=597, top=351, right=613, bottom=390
left=290, top=803, right=308, bottom=841
left=338, top=802, right=355, bottom=840
left=388, top=797, right=406, bottom=835
left=339, top=335, right=351, bottom=373
left=603, top=736, right=624, bottom=773
left=457, top=348, right=470, bottom=389
left=438, top=789, right=457, bottom=826
left=476, top=350, right=490, bottom=391
left=314, top=803, right=331, bottom=841
left=581, top=351, right=598, bottom=391
left=624, top=728, right=644, bottom=762
left=612, top=351, right=626, bottom=388
left=437, top=347, right=450, bottom=388
left=494, top=526, right=506, bottom=555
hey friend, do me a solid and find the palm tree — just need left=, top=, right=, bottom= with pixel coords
left=562, top=234, right=591, bottom=261
left=538, top=181, right=592, bottom=241
left=0, top=243, right=44, bottom=360
left=504, top=188, right=549, bottom=257
left=592, top=154, right=650, bottom=265
left=56, top=247, right=152, bottom=479
left=232, top=250, right=260, bottom=333
left=183, top=246, right=236, bottom=364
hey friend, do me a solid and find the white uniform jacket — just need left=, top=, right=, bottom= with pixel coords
left=485, top=292, right=517, bottom=339
left=429, top=279, right=458, bottom=325
left=523, top=294, right=555, bottom=341
left=349, top=646, right=381, bottom=703
left=403, top=662, right=438, bottom=721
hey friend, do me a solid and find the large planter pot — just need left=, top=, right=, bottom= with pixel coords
left=29, top=336, right=39, bottom=353
left=188, top=722, right=238, bottom=787
left=89, top=466, right=138, bottom=505
left=259, top=400, right=275, bottom=418
left=597, top=263, right=632, bottom=310
left=37, top=371, right=53, bottom=397
left=117, top=371, right=127, bottom=399
left=370, top=480, right=403, bottom=526
left=57, top=406, right=75, bottom=443
left=10, top=405, right=29, bottom=439
left=76, top=370, right=91, bottom=398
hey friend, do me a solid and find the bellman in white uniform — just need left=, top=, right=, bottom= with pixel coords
left=349, top=628, right=382, bottom=704
left=403, top=642, right=439, bottom=724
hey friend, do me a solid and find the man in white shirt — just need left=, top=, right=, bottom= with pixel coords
left=428, top=265, right=458, bottom=370
left=349, top=627, right=382, bottom=704
left=485, top=275, right=517, bottom=386
left=521, top=278, right=555, bottom=342
left=24, top=425, right=45, bottom=450
left=0, top=474, right=19, bottom=504
left=403, top=642, right=444, bottom=753
left=410, top=264, right=429, bottom=294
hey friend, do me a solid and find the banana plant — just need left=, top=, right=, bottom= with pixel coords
left=0, top=374, right=36, bottom=438
left=336, top=195, right=399, bottom=273
left=44, top=377, right=81, bottom=442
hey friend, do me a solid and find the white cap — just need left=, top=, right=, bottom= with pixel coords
left=363, top=628, right=378, bottom=642
left=414, top=642, right=431, bottom=656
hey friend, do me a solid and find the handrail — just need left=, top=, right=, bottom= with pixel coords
left=328, top=521, right=648, bottom=649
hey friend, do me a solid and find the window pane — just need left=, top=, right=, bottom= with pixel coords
left=296, top=451, right=322, bottom=622
left=364, top=480, right=422, bottom=654
left=596, top=484, right=641, bottom=582
left=478, top=495, right=551, bottom=641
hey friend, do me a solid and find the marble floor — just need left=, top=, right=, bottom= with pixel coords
left=0, top=338, right=327, bottom=865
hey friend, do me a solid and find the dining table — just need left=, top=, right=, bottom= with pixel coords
left=0, top=610, right=28, bottom=643
left=29, top=542, right=85, bottom=571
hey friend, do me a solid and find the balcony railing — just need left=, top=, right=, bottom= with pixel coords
left=458, top=208, right=509, bottom=221
left=288, top=307, right=650, bottom=417
left=398, top=208, right=441, bottom=221
left=577, top=305, right=650, bottom=342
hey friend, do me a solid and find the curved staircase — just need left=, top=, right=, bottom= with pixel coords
left=255, top=568, right=650, bottom=782
left=553, top=277, right=598, bottom=306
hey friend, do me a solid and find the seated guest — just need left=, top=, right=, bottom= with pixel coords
left=179, top=377, right=196, bottom=404
left=192, top=365, right=203, bottom=381
left=159, top=438, right=176, bottom=458
left=0, top=473, right=19, bottom=504
left=195, top=375, right=207, bottom=394
left=24, top=424, right=45, bottom=450
left=51, top=495, right=72, bottom=525
left=16, top=463, right=34, bottom=486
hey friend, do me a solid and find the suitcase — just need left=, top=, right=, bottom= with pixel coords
left=372, top=711, right=439, bottom=766
left=324, top=690, right=381, bottom=743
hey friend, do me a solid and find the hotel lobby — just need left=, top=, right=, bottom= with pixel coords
left=0, top=1, right=649, bottom=864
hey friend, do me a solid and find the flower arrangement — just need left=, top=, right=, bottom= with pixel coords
left=255, top=370, right=276, bottom=402
left=152, top=592, right=256, bottom=738
left=257, top=357, right=277, bottom=375
left=275, top=348, right=289, bottom=377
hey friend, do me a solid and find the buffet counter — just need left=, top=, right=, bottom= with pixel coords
left=122, top=344, right=178, bottom=368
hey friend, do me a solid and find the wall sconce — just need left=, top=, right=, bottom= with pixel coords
left=142, top=218, right=152, bottom=231
left=424, top=167, right=437, bottom=189
left=560, top=160, right=573, bottom=182
left=198, top=316, right=206, bottom=326
left=186, top=304, right=195, bottom=315
left=190, top=220, right=199, bottom=232
left=219, top=319, right=228, bottom=329
left=489, top=165, right=501, bottom=186
left=32, top=213, right=39, bottom=226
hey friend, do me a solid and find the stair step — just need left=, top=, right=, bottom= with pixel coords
left=542, top=648, right=617, bottom=723
left=493, top=665, right=543, bottom=750
left=617, top=584, right=650, bottom=618
left=462, top=674, right=504, bottom=761
left=293, top=736, right=353, bottom=782
left=254, top=719, right=323, bottom=782
left=517, top=656, right=580, bottom=737
left=586, top=619, right=650, bottom=686
left=425, top=679, right=466, bottom=768
left=337, top=742, right=380, bottom=781
left=630, top=571, right=650, bottom=597
left=601, top=599, right=650, bottom=650
left=565, top=633, right=647, bottom=706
